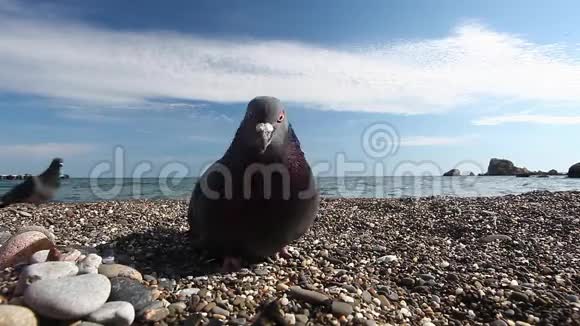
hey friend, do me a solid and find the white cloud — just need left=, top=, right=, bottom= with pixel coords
left=0, top=143, right=95, bottom=157
left=1, top=12, right=580, bottom=114
left=400, top=135, right=477, bottom=146
left=472, top=114, right=580, bottom=125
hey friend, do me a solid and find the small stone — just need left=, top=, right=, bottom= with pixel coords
left=168, top=302, right=187, bottom=314
left=295, top=314, right=308, bottom=323
left=284, top=313, right=296, bottom=325
left=211, top=306, right=230, bottom=317
left=158, top=278, right=177, bottom=291
left=142, top=307, right=169, bottom=322
left=232, top=296, right=245, bottom=306
left=276, top=283, right=289, bottom=291
left=331, top=301, right=353, bottom=316
left=15, top=261, right=79, bottom=295
left=78, top=254, right=102, bottom=274
left=377, top=295, right=390, bottom=307
left=566, top=294, right=578, bottom=302
left=289, top=286, right=330, bottom=305
left=203, top=302, right=217, bottom=312
left=254, top=268, right=268, bottom=276
left=29, top=249, right=50, bottom=264
left=0, top=305, right=37, bottom=326
left=440, top=261, right=450, bottom=268
left=98, top=264, right=143, bottom=281
left=279, top=297, right=290, bottom=306
left=59, top=249, right=82, bottom=262
left=87, top=301, right=135, bottom=326
left=489, top=320, right=508, bottom=326
left=23, top=274, right=111, bottom=320
left=178, top=288, right=199, bottom=297
left=401, top=277, right=415, bottom=287
left=362, top=291, right=372, bottom=303
left=479, top=234, right=512, bottom=243
left=377, top=255, right=398, bottom=263
left=0, top=231, right=53, bottom=268
left=109, top=277, right=155, bottom=312
left=510, top=291, right=529, bottom=302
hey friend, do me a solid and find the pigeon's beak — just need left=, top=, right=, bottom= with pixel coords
left=255, top=122, right=274, bottom=153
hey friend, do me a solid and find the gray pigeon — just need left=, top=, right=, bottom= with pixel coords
left=0, top=158, right=63, bottom=208
left=188, top=97, right=319, bottom=271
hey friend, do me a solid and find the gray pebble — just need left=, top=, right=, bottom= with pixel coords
left=109, top=277, right=155, bottom=312
left=15, top=261, right=78, bottom=295
left=78, top=253, right=102, bottom=274
left=23, top=274, right=111, bottom=320
left=289, top=286, right=330, bottom=305
left=29, top=249, right=50, bottom=264
left=87, top=301, right=135, bottom=326
left=331, top=301, right=353, bottom=316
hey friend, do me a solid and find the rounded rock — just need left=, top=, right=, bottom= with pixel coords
left=0, top=305, right=38, bottom=326
left=23, top=273, right=111, bottom=320
left=109, top=277, right=154, bottom=312
left=87, top=301, right=135, bottom=326
left=29, top=250, right=50, bottom=264
left=15, top=261, right=79, bottom=295
left=78, top=253, right=102, bottom=274
left=98, top=264, right=143, bottom=281
left=0, top=231, right=54, bottom=268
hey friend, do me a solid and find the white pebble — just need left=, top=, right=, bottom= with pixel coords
left=78, top=253, right=102, bottom=274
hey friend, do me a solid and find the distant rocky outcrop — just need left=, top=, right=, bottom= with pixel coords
left=486, top=158, right=530, bottom=176
left=443, top=169, right=460, bottom=176
left=548, top=169, right=559, bottom=175
left=568, top=163, right=580, bottom=178
left=468, top=172, right=476, bottom=176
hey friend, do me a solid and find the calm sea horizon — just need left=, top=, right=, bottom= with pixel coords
left=1, top=176, right=579, bottom=203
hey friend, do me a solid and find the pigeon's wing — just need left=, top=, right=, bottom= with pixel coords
left=1, top=178, right=36, bottom=205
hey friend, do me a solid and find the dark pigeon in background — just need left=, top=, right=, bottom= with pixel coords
left=188, top=97, right=319, bottom=271
left=0, top=158, right=64, bottom=209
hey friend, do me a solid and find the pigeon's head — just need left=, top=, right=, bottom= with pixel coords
left=240, top=96, right=289, bottom=154
left=50, top=158, right=64, bottom=169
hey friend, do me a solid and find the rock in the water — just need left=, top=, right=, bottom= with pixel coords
left=479, top=234, right=512, bottom=243
left=443, top=169, right=461, bottom=176
left=486, top=158, right=529, bottom=176
left=15, top=261, right=79, bottom=295
left=289, top=286, right=330, bottom=305
left=78, top=253, right=102, bottom=274
left=109, top=277, right=155, bottom=312
left=0, top=305, right=38, bottom=326
left=87, top=301, right=135, bottom=326
left=98, top=264, right=143, bottom=281
left=29, top=249, right=50, bottom=264
left=0, top=231, right=54, bottom=268
left=568, top=163, right=580, bottom=178
left=23, top=274, right=111, bottom=320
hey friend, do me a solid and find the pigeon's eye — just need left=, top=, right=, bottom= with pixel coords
left=277, top=112, right=285, bottom=123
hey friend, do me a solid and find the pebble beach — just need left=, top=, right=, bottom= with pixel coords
left=0, top=191, right=579, bottom=326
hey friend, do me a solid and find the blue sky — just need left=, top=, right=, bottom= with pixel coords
left=1, top=0, right=580, bottom=176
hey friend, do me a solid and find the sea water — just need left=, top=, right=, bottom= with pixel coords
left=1, top=176, right=579, bottom=202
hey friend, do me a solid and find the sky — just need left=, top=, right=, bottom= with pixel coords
left=1, top=0, right=580, bottom=177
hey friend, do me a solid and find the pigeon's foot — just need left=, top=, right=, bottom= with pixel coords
left=277, top=246, right=292, bottom=259
left=221, top=256, right=243, bottom=273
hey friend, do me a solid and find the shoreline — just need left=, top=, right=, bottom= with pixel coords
left=1, top=191, right=579, bottom=325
